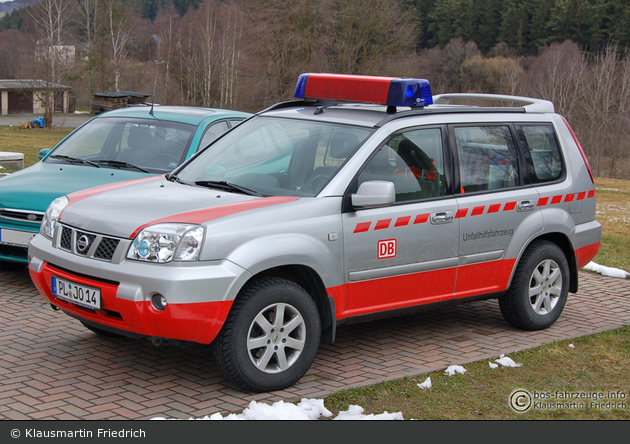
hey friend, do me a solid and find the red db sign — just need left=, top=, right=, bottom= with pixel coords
left=377, top=239, right=397, bottom=259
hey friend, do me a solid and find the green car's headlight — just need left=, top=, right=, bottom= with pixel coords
left=40, top=196, right=69, bottom=239
left=127, top=224, right=205, bottom=263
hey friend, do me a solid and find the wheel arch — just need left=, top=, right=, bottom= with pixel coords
left=514, top=232, right=578, bottom=293
left=236, top=264, right=337, bottom=343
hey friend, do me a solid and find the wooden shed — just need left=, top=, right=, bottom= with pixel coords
left=90, top=91, right=151, bottom=115
left=0, top=79, right=74, bottom=115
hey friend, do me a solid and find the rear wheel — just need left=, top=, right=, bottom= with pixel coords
left=499, top=240, right=569, bottom=331
left=212, top=277, right=321, bottom=392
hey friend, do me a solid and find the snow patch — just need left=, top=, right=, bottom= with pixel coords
left=583, top=261, right=629, bottom=279
left=444, top=365, right=467, bottom=376
left=495, top=354, right=522, bottom=367
left=417, top=376, right=432, bottom=389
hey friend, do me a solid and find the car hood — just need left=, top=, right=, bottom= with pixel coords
left=60, top=177, right=298, bottom=239
left=0, top=162, right=149, bottom=214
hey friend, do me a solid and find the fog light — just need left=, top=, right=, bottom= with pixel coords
left=151, top=294, right=167, bottom=311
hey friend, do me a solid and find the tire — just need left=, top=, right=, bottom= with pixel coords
left=212, top=277, right=321, bottom=392
left=499, top=240, right=570, bottom=331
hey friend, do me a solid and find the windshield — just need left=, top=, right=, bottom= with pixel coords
left=175, top=117, right=373, bottom=196
left=45, top=117, right=195, bottom=173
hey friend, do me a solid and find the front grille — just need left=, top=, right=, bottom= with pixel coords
left=0, top=208, right=44, bottom=223
left=94, top=237, right=120, bottom=260
left=56, top=224, right=123, bottom=262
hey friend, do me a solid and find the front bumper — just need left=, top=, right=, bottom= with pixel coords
left=28, top=234, right=251, bottom=344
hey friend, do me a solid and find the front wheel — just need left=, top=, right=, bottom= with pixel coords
left=499, top=240, right=570, bottom=331
left=212, top=277, right=321, bottom=392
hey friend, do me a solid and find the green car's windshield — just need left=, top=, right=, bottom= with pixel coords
left=175, top=117, right=373, bottom=196
left=45, top=117, right=195, bottom=173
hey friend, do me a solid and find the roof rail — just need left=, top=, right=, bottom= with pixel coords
left=432, top=93, right=554, bottom=113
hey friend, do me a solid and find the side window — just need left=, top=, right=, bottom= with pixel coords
left=517, top=125, right=563, bottom=182
left=455, top=126, right=519, bottom=193
left=198, top=121, right=230, bottom=151
left=358, top=128, right=445, bottom=202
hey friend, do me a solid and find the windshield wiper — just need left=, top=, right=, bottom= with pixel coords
left=194, top=180, right=262, bottom=196
left=91, top=160, right=150, bottom=173
left=49, top=155, right=100, bottom=168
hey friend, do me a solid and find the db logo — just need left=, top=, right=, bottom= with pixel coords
left=377, top=239, right=397, bottom=259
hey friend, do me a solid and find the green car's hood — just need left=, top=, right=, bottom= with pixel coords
left=0, top=161, right=153, bottom=214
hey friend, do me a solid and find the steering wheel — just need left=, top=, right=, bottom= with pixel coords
left=308, top=175, right=330, bottom=193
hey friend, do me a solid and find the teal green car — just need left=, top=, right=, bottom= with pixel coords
left=0, top=105, right=251, bottom=270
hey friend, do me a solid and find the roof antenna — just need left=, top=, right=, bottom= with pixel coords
left=149, top=93, right=155, bottom=116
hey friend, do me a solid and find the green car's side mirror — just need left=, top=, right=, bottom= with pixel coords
left=38, top=149, right=51, bottom=160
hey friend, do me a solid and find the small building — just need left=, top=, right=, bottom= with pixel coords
left=0, top=79, right=75, bottom=115
left=90, top=91, right=151, bottom=115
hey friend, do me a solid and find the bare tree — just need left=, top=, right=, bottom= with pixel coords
left=24, top=0, right=75, bottom=127
left=74, top=0, right=100, bottom=96
left=102, top=0, right=133, bottom=92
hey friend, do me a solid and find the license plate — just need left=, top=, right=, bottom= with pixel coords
left=52, top=276, right=101, bottom=310
left=0, top=228, right=37, bottom=247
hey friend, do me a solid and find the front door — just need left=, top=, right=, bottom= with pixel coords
left=342, top=127, right=459, bottom=318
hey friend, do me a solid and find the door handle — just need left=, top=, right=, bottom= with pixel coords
left=431, top=211, right=454, bottom=224
left=517, top=200, right=536, bottom=212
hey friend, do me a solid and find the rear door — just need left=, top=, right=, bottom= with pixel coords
left=451, top=124, right=542, bottom=299
left=342, top=126, right=459, bottom=318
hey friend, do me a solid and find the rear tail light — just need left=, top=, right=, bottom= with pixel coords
left=560, top=115, right=593, bottom=184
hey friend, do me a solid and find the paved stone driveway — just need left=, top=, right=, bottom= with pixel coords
left=0, top=267, right=628, bottom=420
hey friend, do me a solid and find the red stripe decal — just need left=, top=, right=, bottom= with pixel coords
left=456, top=208, right=468, bottom=218
left=537, top=197, right=549, bottom=207
left=130, top=196, right=299, bottom=238
left=354, top=222, right=372, bottom=233
left=414, top=213, right=430, bottom=224
left=564, top=194, right=575, bottom=202
left=588, top=190, right=595, bottom=198
left=576, top=242, right=600, bottom=269
left=487, top=204, right=501, bottom=213
left=66, top=176, right=162, bottom=209
left=394, top=216, right=411, bottom=227
left=577, top=191, right=586, bottom=200
left=551, top=195, right=562, bottom=204
left=375, top=219, right=392, bottom=230
left=471, top=206, right=485, bottom=216
left=503, top=201, right=517, bottom=211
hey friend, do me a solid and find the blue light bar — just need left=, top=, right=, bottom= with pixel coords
left=294, top=73, right=433, bottom=107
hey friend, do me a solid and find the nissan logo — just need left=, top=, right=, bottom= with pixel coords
left=27, top=213, right=38, bottom=221
left=77, top=235, right=90, bottom=253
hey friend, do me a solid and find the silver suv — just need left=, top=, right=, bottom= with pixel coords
left=29, top=74, right=601, bottom=392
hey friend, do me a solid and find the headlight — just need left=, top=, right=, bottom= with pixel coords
left=40, top=196, right=69, bottom=239
left=127, top=224, right=205, bottom=263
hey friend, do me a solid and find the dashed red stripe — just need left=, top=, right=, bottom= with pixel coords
left=352, top=190, right=596, bottom=233
left=375, top=219, right=392, bottom=230
left=394, top=216, right=411, bottom=227
left=414, top=213, right=429, bottom=224
left=354, top=222, right=372, bottom=233
left=487, top=203, right=501, bottom=213
left=504, top=201, right=517, bottom=211
left=471, top=206, right=485, bottom=216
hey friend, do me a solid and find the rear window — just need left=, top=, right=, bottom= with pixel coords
left=517, top=125, right=564, bottom=183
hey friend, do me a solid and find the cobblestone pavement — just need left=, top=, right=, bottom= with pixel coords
left=0, top=267, right=628, bottom=420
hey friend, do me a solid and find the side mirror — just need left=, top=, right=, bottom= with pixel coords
left=38, top=149, right=51, bottom=160
left=351, top=180, right=395, bottom=208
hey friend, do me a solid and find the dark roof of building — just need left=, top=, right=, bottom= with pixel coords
left=0, top=79, right=72, bottom=91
